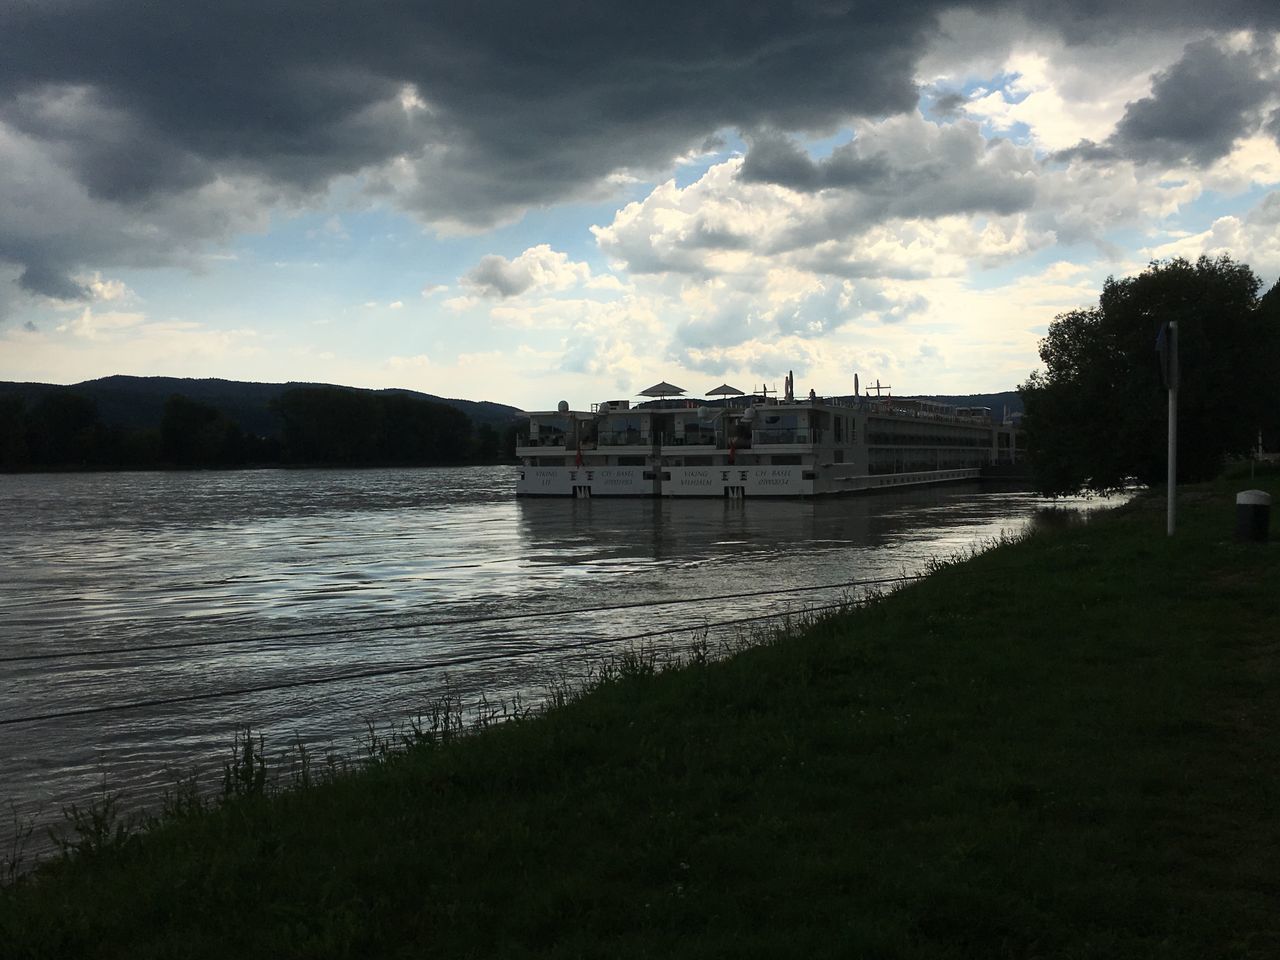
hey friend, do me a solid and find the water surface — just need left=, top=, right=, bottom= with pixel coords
left=1, top=467, right=1120, bottom=859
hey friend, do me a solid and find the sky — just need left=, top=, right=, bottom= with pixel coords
left=1, top=2, right=1278, bottom=410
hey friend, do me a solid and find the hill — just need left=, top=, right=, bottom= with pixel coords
left=0, top=375, right=523, bottom=438
left=911, top=390, right=1023, bottom=422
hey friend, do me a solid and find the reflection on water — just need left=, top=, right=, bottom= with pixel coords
left=0, top=467, right=1122, bottom=858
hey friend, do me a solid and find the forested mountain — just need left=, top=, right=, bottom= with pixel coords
left=911, top=392, right=1023, bottom=422
left=0, top=375, right=521, bottom=436
left=0, top=376, right=523, bottom=470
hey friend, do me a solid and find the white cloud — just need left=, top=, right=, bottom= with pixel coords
left=55, top=307, right=147, bottom=340
left=1143, top=190, right=1280, bottom=281
left=0, top=117, right=275, bottom=306
left=1201, top=135, right=1280, bottom=194
left=81, top=272, right=133, bottom=303
left=584, top=274, right=630, bottom=293
left=387, top=353, right=432, bottom=370
left=460, top=244, right=592, bottom=298
left=960, top=48, right=1165, bottom=153
left=919, top=15, right=1197, bottom=153
left=306, top=216, right=349, bottom=241
left=7, top=20, right=1276, bottom=409
left=2, top=309, right=266, bottom=383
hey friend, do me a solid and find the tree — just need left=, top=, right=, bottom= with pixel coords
left=0, top=395, right=30, bottom=468
left=1020, top=255, right=1280, bottom=495
left=274, top=386, right=474, bottom=465
left=474, top=422, right=499, bottom=462
left=25, top=391, right=107, bottom=466
left=161, top=394, right=246, bottom=466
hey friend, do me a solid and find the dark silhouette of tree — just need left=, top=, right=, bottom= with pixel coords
left=503, top=422, right=524, bottom=461
left=25, top=391, right=107, bottom=466
left=2, top=380, right=510, bottom=471
left=1021, top=255, right=1280, bottom=494
left=474, top=422, right=499, bottom=462
left=275, top=386, right=473, bottom=465
left=161, top=394, right=247, bottom=466
left=0, top=395, right=30, bottom=468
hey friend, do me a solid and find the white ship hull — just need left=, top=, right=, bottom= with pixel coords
left=518, top=463, right=984, bottom=498
left=516, top=386, right=1019, bottom=499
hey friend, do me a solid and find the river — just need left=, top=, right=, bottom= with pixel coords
left=0, top=466, right=1120, bottom=863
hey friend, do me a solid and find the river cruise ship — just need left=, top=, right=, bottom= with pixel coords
left=516, top=376, right=1021, bottom=498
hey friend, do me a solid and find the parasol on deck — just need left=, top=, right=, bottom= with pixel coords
left=638, top=381, right=687, bottom=398
left=705, top=384, right=745, bottom=397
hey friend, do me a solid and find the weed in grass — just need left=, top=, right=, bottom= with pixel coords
left=287, top=735, right=314, bottom=791
left=2, top=802, right=37, bottom=885
left=544, top=668, right=578, bottom=710
left=159, top=771, right=206, bottom=821
left=687, top=629, right=711, bottom=668
left=616, top=642, right=658, bottom=681
left=51, top=785, right=138, bottom=861
left=472, top=691, right=500, bottom=730
left=222, top=727, right=267, bottom=801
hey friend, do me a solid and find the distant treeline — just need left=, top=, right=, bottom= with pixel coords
left=0, top=386, right=517, bottom=470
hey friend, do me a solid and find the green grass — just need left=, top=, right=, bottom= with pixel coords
left=3, top=468, right=1279, bottom=958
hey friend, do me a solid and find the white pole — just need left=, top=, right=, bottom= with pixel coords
left=1167, top=320, right=1178, bottom=537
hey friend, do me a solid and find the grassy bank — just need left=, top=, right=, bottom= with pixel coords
left=3, top=470, right=1278, bottom=958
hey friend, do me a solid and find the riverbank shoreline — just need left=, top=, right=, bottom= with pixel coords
left=3, top=468, right=1277, bottom=958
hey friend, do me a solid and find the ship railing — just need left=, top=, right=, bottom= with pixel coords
left=660, top=433, right=718, bottom=447
left=597, top=431, right=648, bottom=446
left=865, top=434, right=991, bottom=447
left=521, top=436, right=568, bottom=448
left=752, top=428, right=820, bottom=445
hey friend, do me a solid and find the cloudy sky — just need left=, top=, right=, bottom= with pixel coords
left=1, top=1, right=1278, bottom=408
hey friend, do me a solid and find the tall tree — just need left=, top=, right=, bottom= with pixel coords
left=1021, top=255, right=1280, bottom=495
left=274, top=386, right=473, bottom=465
left=161, top=394, right=246, bottom=466
left=25, top=391, right=106, bottom=466
left=0, top=395, right=30, bottom=468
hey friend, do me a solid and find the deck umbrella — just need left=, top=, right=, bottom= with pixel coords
left=705, top=384, right=745, bottom=397
left=638, top=381, right=687, bottom=398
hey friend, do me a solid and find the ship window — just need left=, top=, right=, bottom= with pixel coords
left=834, top=450, right=845, bottom=463
left=534, top=416, right=570, bottom=434
left=617, top=456, right=646, bottom=466
left=772, top=455, right=802, bottom=465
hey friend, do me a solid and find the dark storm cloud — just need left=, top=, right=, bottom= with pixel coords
left=1021, top=0, right=1279, bottom=42
left=931, top=91, right=969, bottom=119
left=740, top=131, right=894, bottom=191
left=1266, top=106, right=1280, bottom=143
left=1, top=0, right=936, bottom=203
left=5, top=87, right=214, bottom=202
left=0, top=0, right=949, bottom=300
left=1056, top=38, right=1278, bottom=167
left=2, top=0, right=1278, bottom=302
left=16, top=261, right=88, bottom=300
left=462, top=255, right=538, bottom=299
left=738, top=122, right=1037, bottom=236
left=1111, top=39, right=1275, bottom=165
